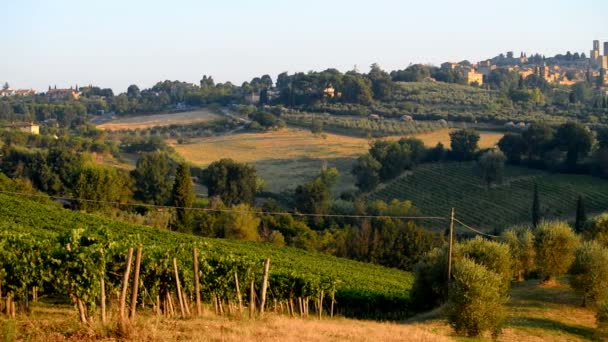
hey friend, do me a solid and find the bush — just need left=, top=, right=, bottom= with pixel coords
left=411, top=237, right=512, bottom=310
left=583, top=213, right=608, bottom=247
left=447, top=258, right=506, bottom=338
left=569, top=241, right=608, bottom=306
left=218, top=203, right=261, bottom=241
left=455, top=237, right=513, bottom=294
left=535, top=221, right=580, bottom=281
left=410, top=246, right=448, bottom=310
left=502, top=226, right=536, bottom=281
left=597, top=302, right=608, bottom=337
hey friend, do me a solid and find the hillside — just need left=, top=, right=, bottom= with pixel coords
left=96, top=109, right=223, bottom=130
left=0, top=193, right=413, bottom=318
left=170, top=129, right=367, bottom=194
left=169, top=128, right=503, bottom=194
left=370, top=162, right=608, bottom=231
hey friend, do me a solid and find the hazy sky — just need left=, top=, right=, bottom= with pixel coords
left=2, top=0, right=607, bottom=92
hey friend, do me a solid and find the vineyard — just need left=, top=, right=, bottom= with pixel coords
left=283, top=112, right=449, bottom=137
left=0, top=194, right=413, bottom=323
left=370, top=162, right=608, bottom=231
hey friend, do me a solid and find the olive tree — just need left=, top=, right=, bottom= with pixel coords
left=569, top=241, right=608, bottom=306
left=502, top=226, right=536, bottom=281
left=535, top=221, right=580, bottom=282
left=447, top=258, right=506, bottom=338
left=477, top=149, right=506, bottom=188
left=583, top=213, right=608, bottom=247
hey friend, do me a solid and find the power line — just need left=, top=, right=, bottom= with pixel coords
left=453, top=217, right=500, bottom=238
left=0, top=190, right=516, bottom=240
left=0, top=190, right=447, bottom=221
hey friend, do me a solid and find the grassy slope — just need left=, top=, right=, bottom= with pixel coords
left=0, top=193, right=412, bottom=311
left=96, top=109, right=223, bottom=130
left=412, top=280, right=599, bottom=341
left=170, top=128, right=367, bottom=194
left=370, top=162, right=608, bottom=231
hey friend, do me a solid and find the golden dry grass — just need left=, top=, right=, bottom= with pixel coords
left=6, top=280, right=599, bottom=341
left=5, top=306, right=451, bottom=342
left=169, top=129, right=371, bottom=166
left=403, top=128, right=504, bottom=149
left=171, top=128, right=503, bottom=167
left=169, top=128, right=504, bottom=194
left=97, top=109, right=223, bottom=130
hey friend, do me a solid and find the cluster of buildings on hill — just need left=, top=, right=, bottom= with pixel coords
left=0, top=85, right=81, bottom=100
left=0, top=88, right=35, bottom=97
left=3, top=122, right=40, bottom=135
left=440, top=40, right=608, bottom=88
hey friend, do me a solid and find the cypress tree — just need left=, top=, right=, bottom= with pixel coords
left=171, top=162, right=195, bottom=233
left=532, top=183, right=541, bottom=228
left=574, top=195, right=587, bottom=233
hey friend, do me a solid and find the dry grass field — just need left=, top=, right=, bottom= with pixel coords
left=170, top=129, right=371, bottom=193
left=169, top=128, right=503, bottom=194
left=170, top=129, right=371, bottom=165
left=2, top=306, right=451, bottom=342
left=97, top=109, right=223, bottom=130
left=5, top=280, right=599, bottom=342
left=403, top=128, right=504, bottom=149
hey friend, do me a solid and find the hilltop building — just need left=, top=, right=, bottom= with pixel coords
left=591, top=40, right=608, bottom=69
left=0, top=88, right=36, bottom=97
left=477, top=60, right=496, bottom=76
left=46, top=86, right=81, bottom=100
left=4, top=122, right=40, bottom=135
left=463, top=69, right=484, bottom=85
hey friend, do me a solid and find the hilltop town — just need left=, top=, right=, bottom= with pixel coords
left=441, top=39, right=608, bottom=87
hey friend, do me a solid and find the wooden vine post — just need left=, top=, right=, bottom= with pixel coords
left=193, top=247, right=202, bottom=316
left=318, top=289, right=324, bottom=319
left=129, top=245, right=143, bottom=319
left=330, top=292, right=335, bottom=318
left=249, top=279, right=256, bottom=318
left=119, top=247, right=134, bottom=322
left=100, top=276, right=107, bottom=324
left=173, top=258, right=186, bottom=317
left=66, top=243, right=88, bottom=324
left=235, top=272, right=243, bottom=314
left=259, top=258, right=271, bottom=317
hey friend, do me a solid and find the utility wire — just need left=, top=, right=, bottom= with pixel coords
left=0, top=190, right=447, bottom=221
left=0, top=190, right=514, bottom=240
left=453, top=218, right=501, bottom=238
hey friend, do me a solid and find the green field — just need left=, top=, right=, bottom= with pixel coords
left=0, top=193, right=413, bottom=318
left=370, top=162, right=608, bottom=231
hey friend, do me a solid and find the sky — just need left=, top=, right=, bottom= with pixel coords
left=1, top=0, right=607, bottom=93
